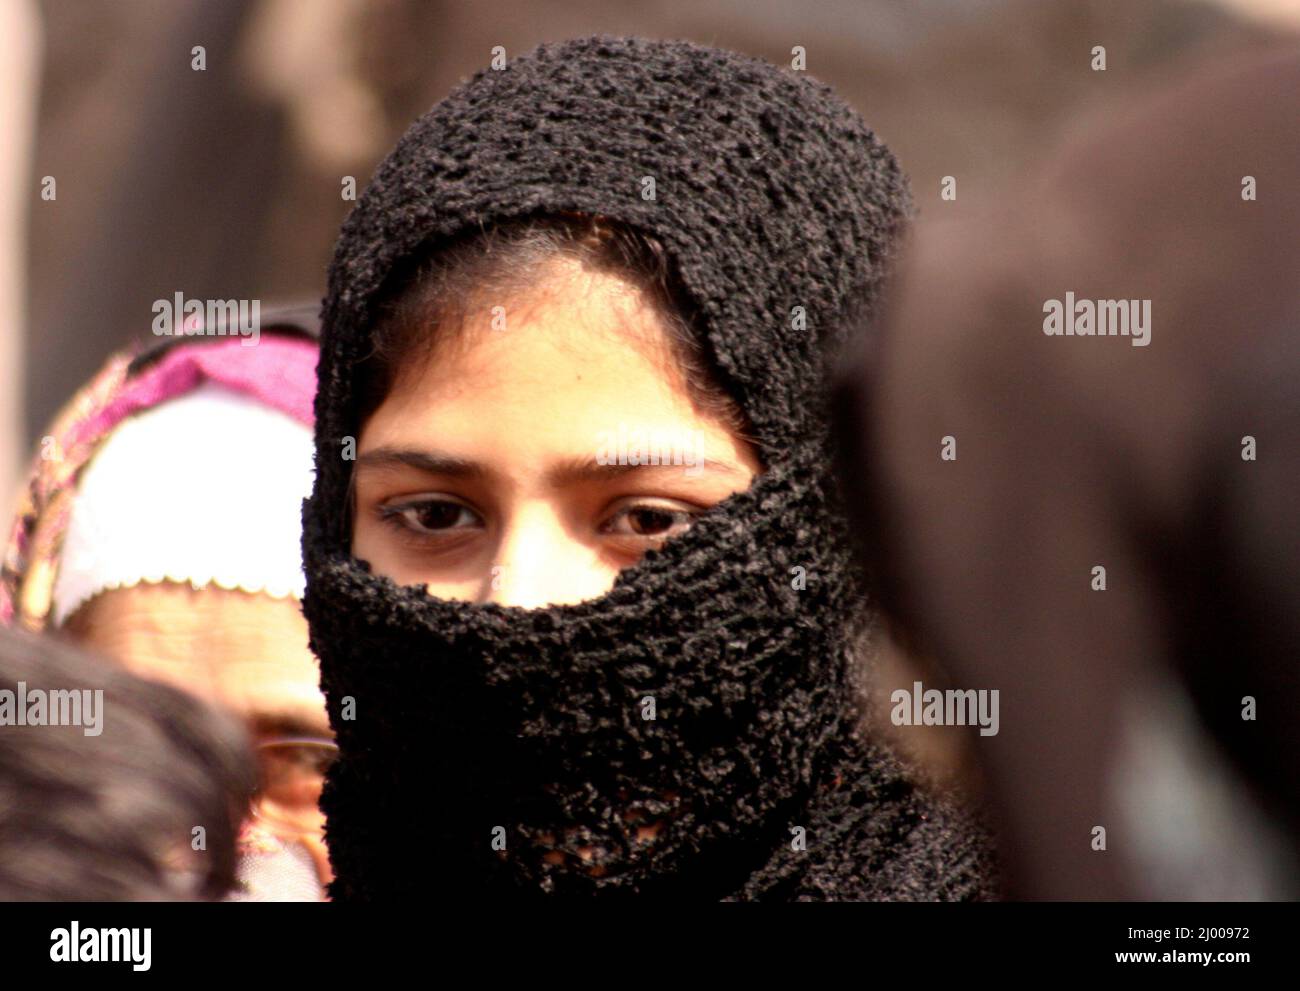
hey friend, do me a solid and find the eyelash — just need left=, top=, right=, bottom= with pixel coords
left=376, top=499, right=481, bottom=538
left=374, top=497, right=700, bottom=543
left=601, top=504, right=698, bottom=539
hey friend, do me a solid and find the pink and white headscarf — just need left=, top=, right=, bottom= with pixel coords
left=1, top=332, right=318, bottom=630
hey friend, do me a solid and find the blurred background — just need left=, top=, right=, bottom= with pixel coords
left=1, top=0, right=1298, bottom=900
left=3, top=0, right=1299, bottom=505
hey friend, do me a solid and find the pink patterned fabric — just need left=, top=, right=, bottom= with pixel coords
left=90, top=336, right=317, bottom=446
left=1, top=334, right=318, bottom=629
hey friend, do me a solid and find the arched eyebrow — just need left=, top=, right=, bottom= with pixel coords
left=354, top=447, right=487, bottom=480
left=354, top=447, right=749, bottom=485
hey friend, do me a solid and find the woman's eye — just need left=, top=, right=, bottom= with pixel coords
left=602, top=504, right=697, bottom=539
left=380, top=499, right=481, bottom=534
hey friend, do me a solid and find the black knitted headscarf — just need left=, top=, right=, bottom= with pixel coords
left=303, top=35, right=1000, bottom=900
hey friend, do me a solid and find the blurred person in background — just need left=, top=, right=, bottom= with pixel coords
left=1, top=308, right=335, bottom=901
left=0, top=624, right=255, bottom=900
left=835, top=46, right=1300, bottom=900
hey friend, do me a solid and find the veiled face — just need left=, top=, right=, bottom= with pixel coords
left=350, top=259, right=761, bottom=608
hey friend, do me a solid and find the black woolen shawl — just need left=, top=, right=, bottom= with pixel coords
left=303, top=34, right=1001, bottom=900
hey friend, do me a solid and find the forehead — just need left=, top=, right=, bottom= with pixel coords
left=375, top=267, right=697, bottom=431
left=68, top=584, right=325, bottom=730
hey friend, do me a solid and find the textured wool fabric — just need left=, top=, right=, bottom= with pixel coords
left=303, top=34, right=1001, bottom=899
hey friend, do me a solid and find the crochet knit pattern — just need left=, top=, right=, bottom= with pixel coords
left=302, top=34, right=1001, bottom=899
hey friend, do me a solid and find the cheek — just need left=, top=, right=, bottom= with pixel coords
left=349, top=503, right=403, bottom=573
left=348, top=483, right=404, bottom=574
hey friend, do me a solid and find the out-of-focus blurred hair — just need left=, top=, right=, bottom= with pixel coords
left=0, top=626, right=256, bottom=900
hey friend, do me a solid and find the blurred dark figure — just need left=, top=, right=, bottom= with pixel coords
left=0, top=627, right=255, bottom=899
left=835, top=47, right=1300, bottom=899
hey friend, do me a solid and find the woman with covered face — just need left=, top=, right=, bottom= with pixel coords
left=303, top=35, right=1001, bottom=899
